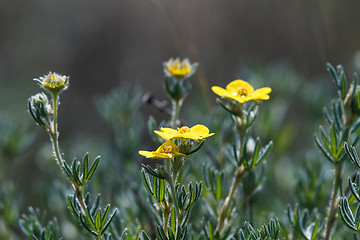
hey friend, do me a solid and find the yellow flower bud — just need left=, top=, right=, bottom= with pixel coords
left=34, top=72, right=69, bottom=95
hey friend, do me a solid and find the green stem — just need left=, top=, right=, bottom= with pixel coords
left=170, top=100, right=182, bottom=128
left=215, top=164, right=246, bottom=235
left=49, top=93, right=102, bottom=240
left=168, top=177, right=180, bottom=216
left=248, top=174, right=254, bottom=225
left=166, top=159, right=171, bottom=174
left=324, top=162, right=343, bottom=240
left=50, top=93, right=64, bottom=168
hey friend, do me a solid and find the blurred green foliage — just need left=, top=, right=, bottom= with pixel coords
left=3, top=61, right=360, bottom=239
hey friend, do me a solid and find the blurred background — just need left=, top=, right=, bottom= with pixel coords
left=1, top=0, right=360, bottom=238
left=2, top=0, right=360, bottom=132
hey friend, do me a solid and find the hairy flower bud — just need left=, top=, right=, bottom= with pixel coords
left=34, top=72, right=69, bottom=95
left=28, top=93, right=53, bottom=131
left=163, top=58, right=198, bottom=80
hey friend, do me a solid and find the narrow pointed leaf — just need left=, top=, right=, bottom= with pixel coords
left=80, top=214, right=98, bottom=236
left=251, top=138, right=260, bottom=168
left=142, top=231, right=151, bottom=240
left=101, top=205, right=110, bottom=229
left=91, top=195, right=101, bottom=216
left=101, top=209, right=117, bottom=235
left=330, top=123, right=337, bottom=155
left=141, top=169, right=154, bottom=196
left=170, top=206, right=176, bottom=235
left=255, top=141, right=273, bottom=166
left=83, top=153, right=89, bottom=181
left=86, top=156, right=100, bottom=181
left=215, top=171, right=222, bottom=201
left=95, top=208, right=102, bottom=231
left=339, top=197, right=357, bottom=231
left=314, top=135, right=334, bottom=162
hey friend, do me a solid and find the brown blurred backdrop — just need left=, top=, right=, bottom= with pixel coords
left=1, top=0, right=360, bottom=136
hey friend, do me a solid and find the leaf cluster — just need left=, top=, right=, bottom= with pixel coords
left=287, top=205, right=323, bottom=240
left=18, top=207, right=61, bottom=240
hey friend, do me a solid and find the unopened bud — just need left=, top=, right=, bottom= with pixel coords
left=34, top=72, right=69, bottom=95
left=28, top=93, right=53, bottom=131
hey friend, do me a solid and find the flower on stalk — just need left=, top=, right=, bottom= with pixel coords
left=28, top=92, right=53, bottom=131
left=34, top=72, right=69, bottom=94
left=163, top=58, right=198, bottom=79
left=212, top=80, right=271, bottom=103
left=154, top=125, right=214, bottom=141
left=139, top=140, right=187, bottom=159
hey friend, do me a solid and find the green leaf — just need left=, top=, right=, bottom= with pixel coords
left=62, top=162, right=73, bottom=181
left=141, top=231, right=151, bottom=240
left=206, top=167, right=214, bottom=193
left=153, top=176, right=158, bottom=199
left=91, top=195, right=101, bottom=216
left=215, top=171, right=222, bottom=201
left=314, top=135, right=334, bottom=163
left=157, top=226, right=168, bottom=240
left=323, top=107, right=333, bottom=125
left=119, top=228, right=128, bottom=240
left=101, top=205, right=110, bottom=229
left=310, top=221, right=319, bottom=240
left=80, top=214, right=98, bottom=236
left=101, top=209, right=117, bottom=235
left=202, top=165, right=210, bottom=189
left=168, top=227, right=175, bottom=240
left=349, top=176, right=360, bottom=202
left=142, top=164, right=165, bottom=179
left=340, top=71, right=347, bottom=100
left=355, top=204, right=360, bottom=231
left=83, top=153, right=89, bottom=181
left=86, top=156, right=100, bottom=181
left=255, top=141, right=273, bottom=166
left=347, top=143, right=360, bottom=168
left=67, top=196, right=80, bottom=218
left=338, top=197, right=357, bottom=231
left=95, top=208, right=102, bottom=231
left=71, top=158, right=82, bottom=186
left=170, top=206, right=176, bottom=235
left=327, top=63, right=339, bottom=87
left=207, top=221, right=213, bottom=240
left=330, top=123, right=337, bottom=156
left=85, top=207, right=96, bottom=231
left=186, top=140, right=205, bottom=155
left=251, top=138, right=260, bottom=168
left=319, top=126, right=330, bottom=150
left=216, top=98, right=238, bottom=116
left=141, top=169, right=154, bottom=196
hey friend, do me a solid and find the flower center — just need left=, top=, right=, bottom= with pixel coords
left=233, top=87, right=250, bottom=97
left=160, top=145, right=174, bottom=153
left=178, top=126, right=190, bottom=134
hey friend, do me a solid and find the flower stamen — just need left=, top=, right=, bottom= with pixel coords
left=161, top=145, right=174, bottom=154
left=234, top=87, right=250, bottom=97
left=178, top=126, right=190, bottom=134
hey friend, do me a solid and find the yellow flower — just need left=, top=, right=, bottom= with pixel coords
left=211, top=80, right=271, bottom=103
left=154, top=125, right=215, bottom=141
left=34, top=72, right=69, bottom=94
left=163, top=58, right=198, bottom=79
left=139, top=140, right=187, bottom=159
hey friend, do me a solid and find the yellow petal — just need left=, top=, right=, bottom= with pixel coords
left=154, top=128, right=179, bottom=139
left=250, top=87, right=272, bottom=100
left=189, top=125, right=210, bottom=139
left=152, top=152, right=173, bottom=159
left=212, top=86, right=235, bottom=99
left=226, top=80, right=254, bottom=93
left=139, top=150, right=154, bottom=158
